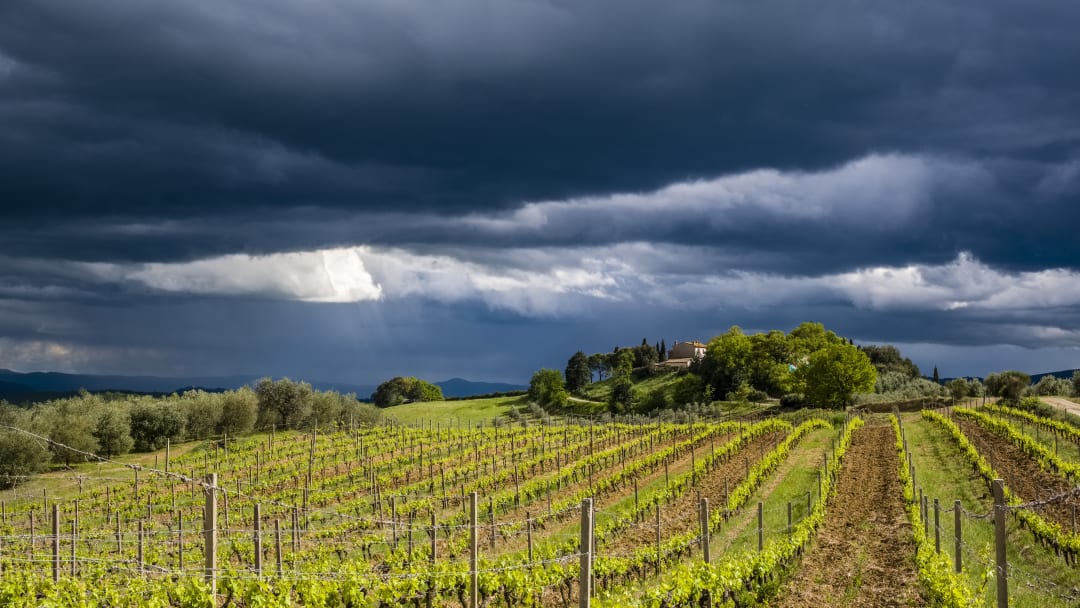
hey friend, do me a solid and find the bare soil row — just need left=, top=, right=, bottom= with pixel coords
left=956, top=418, right=1080, bottom=531
left=774, top=424, right=926, bottom=608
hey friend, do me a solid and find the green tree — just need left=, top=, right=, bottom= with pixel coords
left=370, top=377, right=444, bottom=408
left=307, top=391, right=346, bottom=429
left=698, top=326, right=753, bottom=398
left=130, top=401, right=186, bottom=451
left=1073, top=371, right=1080, bottom=397
left=180, top=392, right=220, bottom=440
left=747, top=330, right=793, bottom=396
left=609, top=349, right=634, bottom=382
left=633, top=343, right=659, bottom=368
left=217, top=388, right=258, bottom=435
left=1034, top=375, right=1071, bottom=396
left=859, top=344, right=920, bottom=378
left=587, top=353, right=609, bottom=382
left=93, top=408, right=133, bottom=458
left=642, top=387, right=670, bottom=411
left=787, top=322, right=843, bottom=360
left=796, top=342, right=877, bottom=409
left=36, top=398, right=99, bottom=466
left=932, top=366, right=940, bottom=384
left=528, top=369, right=568, bottom=409
left=0, top=404, right=51, bottom=486
left=255, top=378, right=315, bottom=426
left=660, top=339, right=667, bottom=362
left=564, top=351, right=591, bottom=393
left=609, top=379, right=634, bottom=413
left=984, top=371, right=1030, bottom=404
left=340, top=395, right=383, bottom=427
left=671, top=374, right=704, bottom=406
left=725, top=381, right=753, bottom=403
left=946, top=378, right=969, bottom=404
left=967, top=379, right=986, bottom=398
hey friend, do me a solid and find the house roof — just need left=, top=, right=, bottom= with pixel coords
left=660, top=357, right=694, bottom=365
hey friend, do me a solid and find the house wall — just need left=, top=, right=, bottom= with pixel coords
left=669, top=342, right=706, bottom=360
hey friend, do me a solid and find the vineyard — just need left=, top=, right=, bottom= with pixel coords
left=0, top=401, right=1079, bottom=606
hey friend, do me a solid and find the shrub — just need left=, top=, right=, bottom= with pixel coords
left=748, top=389, right=770, bottom=403
left=371, top=377, right=443, bottom=408
left=780, top=393, right=807, bottom=408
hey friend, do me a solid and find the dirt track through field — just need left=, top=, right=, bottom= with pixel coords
left=774, top=424, right=925, bottom=608
left=1042, top=397, right=1080, bottom=418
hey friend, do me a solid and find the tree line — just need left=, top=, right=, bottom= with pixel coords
left=533, top=322, right=879, bottom=412
left=0, top=378, right=381, bottom=487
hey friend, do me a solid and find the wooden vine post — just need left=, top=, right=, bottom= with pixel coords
left=430, top=511, right=438, bottom=563
left=655, top=504, right=662, bottom=577
left=992, top=479, right=1007, bottom=608
left=757, top=501, right=764, bottom=552
left=204, top=473, right=218, bottom=596
left=51, top=503, right=59, bottom=583
left=933, top=498, right=941, bottom=554
left=469, top=492, right=478, bottom=608
left=253, top=504, right=263, bottom=578
left=953, top=500, right=962, bottom=574
left=178, top=517, right=184, bottom=572
left=580, top=497, right=593, bottom=608
left=137, top=521, right=144, bottom=574
left=699, top=498, right=711, bottom=563
left=526, top=511, right=533, bottom=562
left=274, top=520, right=283, bottom=578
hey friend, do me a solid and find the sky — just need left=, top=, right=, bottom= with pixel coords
left=2, top=0, right=1080, bottom=384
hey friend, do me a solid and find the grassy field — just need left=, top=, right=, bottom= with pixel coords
left=580, top=369, right=686, bottom=401
left=383, top=394, right=529, bottom=425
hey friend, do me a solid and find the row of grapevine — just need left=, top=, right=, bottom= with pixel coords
left=0, top=416, right=797, bottom=607
left=890, top=415, right=978, bottom=607
left=923, top=409, right=1080, bottom=562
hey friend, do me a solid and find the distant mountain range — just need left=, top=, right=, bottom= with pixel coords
left=937, top=369, right=1078, bottom=384
left=0, top=369, right=525, bottom=404
left=1029, top=369, right=1080, bottom=383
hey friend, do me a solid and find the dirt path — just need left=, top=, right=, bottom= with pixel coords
left=1041, top=396, right=1080, bottom=418
left=773, top=425, right=926, bottom=608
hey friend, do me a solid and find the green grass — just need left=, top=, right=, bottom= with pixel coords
left=903, top=414, right=1079, bottom=608
left=999, top=413, right=1080, bottom=465
left=580, top=369, right=685, bottom=402
left=4, top=436, right=210, bottom=505
left=713, top=426, right=832, bottom=556
left=383, top=395, right=529, bottom=425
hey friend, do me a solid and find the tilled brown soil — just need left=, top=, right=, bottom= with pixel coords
left=956, top=418, right=1080, bottom=529
left=602, top=431, right=788, bottom=552
left=774, top=425, right=926, bottom=608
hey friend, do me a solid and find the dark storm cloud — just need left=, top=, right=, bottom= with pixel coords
left=2, top=0, right=1080, bottom=380
left=2, top=1, right=1080, bottom=222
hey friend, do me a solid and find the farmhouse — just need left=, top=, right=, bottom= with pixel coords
left=661, top=339, right=707, bottom=368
